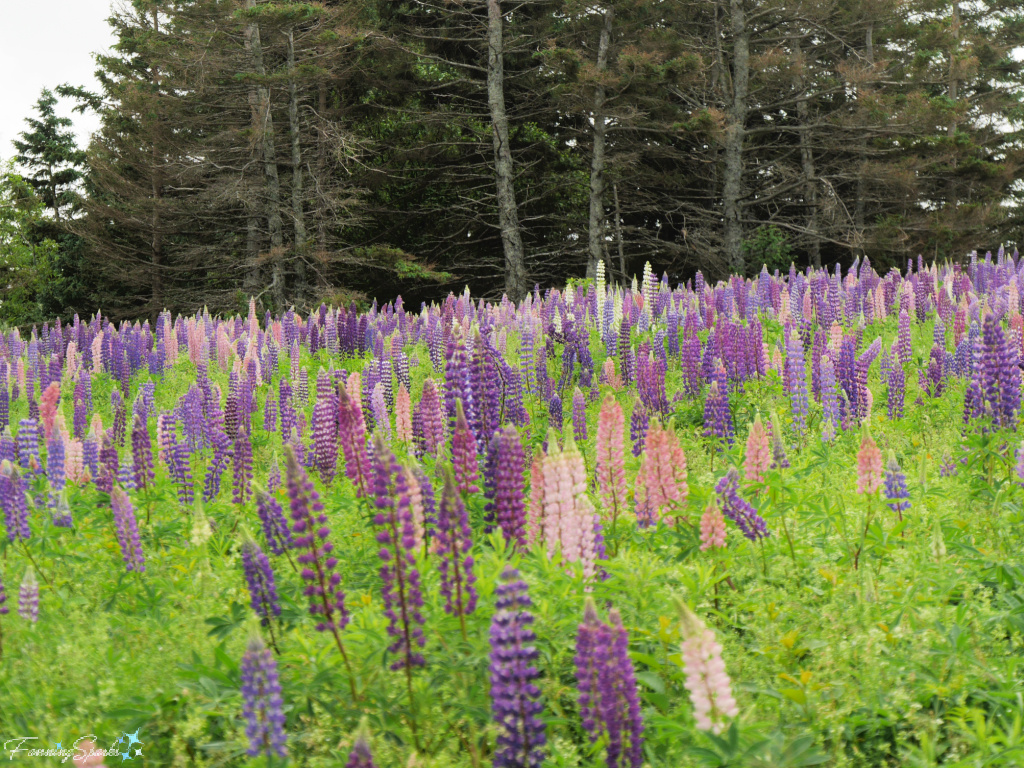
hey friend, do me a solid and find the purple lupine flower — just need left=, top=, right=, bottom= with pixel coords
left=279, top=379, right=296, bottom=440
left=897, top=309, right=912, bottom=365
left=786, top=333, right=808, bottom=433
left=490, top=565, right=546, bottom=768
left=16, top=419, right=40, bottom=477
left=96, top=434, right=118, bottom=494
left=571, top=387, right=588, bottom=444
left=548, top=393, right=563, bottom=430
left=241, top=536, right=281, bottom=625
left=471, top=329, right=501, bottom=451
left=18, top=568, right=39, bottom=623
left=0, top=462, right=30, bottom=541
left=452, top=399, right=479, bottom=494
left=888, top=358, right=905, bottom=420
left=345, top=728, right=377, bottom=768
left=111, top=387, right=127, bottom=447
left=111, top=486, right=145, bottom=573
left=414, top=378, right=446, bottom=457
left=630, top=405, right=649, bottom=457
left=978, top=315, right=1021, bottom=429
left=575, top=600, right=644, bottom=768
left=436, top=471, right=478, bottom=625
left=1017, top=442, right=1024, bottom=486
left=820, top=354, right=840, bottom=442
left=484, top=426, right=527, bottom=548
left=263, top=388, right=278, bottom=434
left=131, top=413, right=155, bottom=492
left=371, top=435, right=426, bottom=670
left=313, top=373, right=339, bottom=484
left=240, top=632, right=288, bottom=758
left=0, top=429, right=14, bottom=464
left=233, top=425, right=254, bottom=506
left=883, top=454, right=911, bottom=519
left=169, top=439, right=195, bottom=506
left=337, top=383, right=371, bottom=499
left=715, top=468, right=769, bottom=541
left=267, top=454, right=282, bottom=494
left=371, top=381, right=391, bottom=439
left=703, top=372, right=734, bottom=447
left=285, top=447, right=349, bottom=633
left=203, top=417, right=232, bottom=503
left=46, top=434, right=64, bottom=495
left=73, top=396, right=87, bottom=440
left=256, top=489, right=293, bottom=556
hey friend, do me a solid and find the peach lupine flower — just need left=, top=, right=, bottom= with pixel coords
left=743, top=414, right=771, bottom=484
left=856, top=432, right=883, bottom=495
left=699, top=500, right=726, bottom=551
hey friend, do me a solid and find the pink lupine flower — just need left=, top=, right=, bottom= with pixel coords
left=676, top=600, right=738, bottom=734
left=395, top=384, right=412, bottom=444
left=699, top=500, right=726, bottom=551
left=402, top=465, right=426, bottom=551
left=452, top=400, right=479, bottom=494
left=526, top=454, right=546, bottom=545
left=595, top=395, right=627, bottom=524
left=856, top=432, right=883, bottom=495
left=40, top=382, right=61, bottom=440
left=636, top=421, right=687, bottom=525
left=602, top=358, right=623, bottom=389
left=743, top=414, right=771, bottom=485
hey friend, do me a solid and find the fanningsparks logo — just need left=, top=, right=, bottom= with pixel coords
left=3, top=731, right=144, bottom=763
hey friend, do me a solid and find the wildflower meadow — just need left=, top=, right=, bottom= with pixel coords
left=3, top=254, right=1024, bottom=767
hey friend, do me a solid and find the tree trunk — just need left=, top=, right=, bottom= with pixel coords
left=587, top=7, right=614, bottom=280
left=150, top=9, right=164, bottom=314
left=722, top=0, right=749, bottom=275
left=245, top=0, right=285, bottom=308
left=947, top=0, right=960, bottom=211
left=486, top=0, right=527, bottom=301
left=286, top=27, right=308, bottom=304
left=793, top=36, right=820, bottom=268
left=613, top=182, right=625, bottom=281
left=854, top=21, right=873, bottom=258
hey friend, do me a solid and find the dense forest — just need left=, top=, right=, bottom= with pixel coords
left=2, top=0, right=1024, bottom=323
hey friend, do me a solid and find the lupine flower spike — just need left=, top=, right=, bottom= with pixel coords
left=675, top=598, right=738, bottom=734
left=240, top=628, right=288, bottom=759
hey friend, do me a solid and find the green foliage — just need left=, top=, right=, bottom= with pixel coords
left=742, top=226, right=793, bottom=276
left=0, top=166, right=58, bottom=327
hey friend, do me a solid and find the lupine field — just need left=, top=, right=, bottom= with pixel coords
left=4, top=253, right=1024, bottom=767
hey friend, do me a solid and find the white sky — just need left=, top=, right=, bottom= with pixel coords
left=0, top=0, right=115, bottom=162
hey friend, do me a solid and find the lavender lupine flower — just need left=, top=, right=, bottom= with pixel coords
left=715, top=469, right=769, bottom=541
left=256, top=489, right=293, bottom=555
left=575, top=600, right=644, bottom=768
left=96, top=434, right=118, bottom=494
left=312, top=375, right=339, bottom=484
left=267, top=454, right=282, bottom=494
left=240, top=632, right=288, bottom=759
left=820, top=355, right=840, bottom=442
left=241, top=535, right=281, bottom=625
left=233, top=425, right=254, bottom=506
left=371, top=381, right=391, bottom=439
left=437, top=471, right=478, bottom=624
left=111, top=486, right=145, bottom=573
left=786, top=333, right=809, bottom=433
left=484, top=426, right=528, bottom=548
left=1017, top=441, right=1024, bottom=486
left=371, top=435, right=426, bottom=669
left=263, top=388, right=278, bottom=434
left=0, top=430, right=14, bottom=464
left=571, top=387, right=588, bottom=444
left=18, top=567, right=39, bottom=623
left=16, top=419, right=40, bottom=477
left=883, top=453, right=911, bottom=519
left=285, top=447, right=349, bottom=633
left=489, top=566, right=546, bottom=768
left=703, top=376, right=734, bottom=447
left=888, top=359, right=905, bottom=420
left=46, top=434, right=64, bottom=495
left=0, top=462, right=30, bottom=541
left=131, top=413, right=155, bottom=492
left=345, top=725, right=377, bottom=768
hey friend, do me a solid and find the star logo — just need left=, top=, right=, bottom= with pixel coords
left=109, top=731, right=144, bottom=762
left=53, top=743, right=62, bottom=750
left=125, top=731, right=142, bottom=748
left=120, top=751, right=131, bottom=762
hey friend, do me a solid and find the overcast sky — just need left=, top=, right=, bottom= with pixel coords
left=0, top=0, right=116, bottom=162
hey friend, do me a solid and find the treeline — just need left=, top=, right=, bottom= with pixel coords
left=5, top=0, right=1024, bottom=321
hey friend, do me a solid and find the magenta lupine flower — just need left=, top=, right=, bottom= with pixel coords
left=452, top=399, right=479, bottom=494
left=714, top=469, right=769, bottom=541
left=285, top=447, right=349, bottom=633
left=571, top=387, right=587, bottom=444
left=414, top=378, right=446, bottom=457
left=575, top=600, right=644, bottom=768
left=0, top=461, right=30, bottom=541
left=489, top=566, right=547, bottom=768
left=233, top=425, right=254, bottom=506
left=96, top=434, right=118, bottom=494
left=111, top=486, right=145, bottom=573
left=18, top=567, right=39, bottom=624
left=371, top=435, right=426, bottom=670
left=484, top=427, right=528, bottom=548
left=241, top=535, right=281, bottom=625
left=131, top=413, right=155, bottom=492
left=436, top=471, right=478, bottom=623
left=240, top=632, right=288, bottom=758
left=337, top=382, right=371, bottom=498
left=256, top=489, right=293, bottom=555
